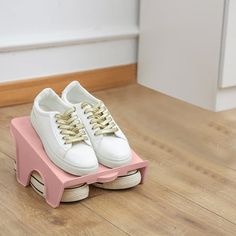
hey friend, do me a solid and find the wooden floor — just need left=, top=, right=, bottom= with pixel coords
left=1, top=84, right=236, bottom=235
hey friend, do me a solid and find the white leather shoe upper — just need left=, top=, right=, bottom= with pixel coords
left=31, top=88, right=98, bottom=175
left=62, top=81, right=132, bottom=168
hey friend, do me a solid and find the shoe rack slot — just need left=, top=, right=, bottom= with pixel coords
left=96, top=172, right=118, bottom=183
left=10, top=117, right=149, bottom=208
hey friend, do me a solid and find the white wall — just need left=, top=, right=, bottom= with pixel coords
left=0, top=0, right=139, bottom=82
left=138, top=0, right=224, bottom=111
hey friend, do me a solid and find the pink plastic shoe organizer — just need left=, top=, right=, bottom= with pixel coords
left=10, top=117, right=148, bottom=208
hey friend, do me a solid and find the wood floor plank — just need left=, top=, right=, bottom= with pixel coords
left=0, top=152, right=128, bottom=236
left=0, top=103, right=32, bottom=158
left=83, top=184, right=236, bottom=236
left=1, top=84, right=236, bottom=234
left=93, top=85, right=236, bottom=223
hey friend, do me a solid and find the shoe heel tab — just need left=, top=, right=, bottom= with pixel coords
left=62, top=80, right=81, bottom=97
left=71, top=80, right=81, bottom=87
left=64, top=81, right=81, bottom=91
left=34, top=88, right=57, bottom=102
left=62, top=80, right=98, bottom=104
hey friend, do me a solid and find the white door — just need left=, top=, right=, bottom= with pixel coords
left=220, top=0, right=236, bottom=88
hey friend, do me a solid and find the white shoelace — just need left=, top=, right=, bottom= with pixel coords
left=81, top=102, right=118, bottom=136
left=55, top=107, right=88, bottom=144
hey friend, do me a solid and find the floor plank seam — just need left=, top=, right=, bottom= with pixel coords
left=139, top=181, right=236, bottom=227
left=0, top=149, right=15, bottom=161
left=81, top=202, right=132, bottom=236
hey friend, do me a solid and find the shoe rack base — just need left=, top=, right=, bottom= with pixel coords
left=10, top=117, right=148, bottom=208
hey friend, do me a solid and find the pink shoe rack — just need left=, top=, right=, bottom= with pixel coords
left=10, top=117, right=148, bottom=208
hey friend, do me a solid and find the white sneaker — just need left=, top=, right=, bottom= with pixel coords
left=62, top=81, right=132, bottom=168
left=31, top=88, right=98, bottom=176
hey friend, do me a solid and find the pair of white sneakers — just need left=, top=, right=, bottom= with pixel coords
left=31, top=81, right=132, bottom=176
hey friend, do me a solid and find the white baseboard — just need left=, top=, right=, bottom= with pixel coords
left=0, top=27, right=139, bottom=52
left=0, top=27, right=139, bottom=83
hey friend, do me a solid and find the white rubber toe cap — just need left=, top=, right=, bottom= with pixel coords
left=96, top=136, right=132, bottom=168
left=65, top=143, right=98, bottom=174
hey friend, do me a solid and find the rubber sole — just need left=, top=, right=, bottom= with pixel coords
left=14, top=162, right=141, bottom=202
left=93, top=170, right=141, bottom=190
left=30, top=170, right=141, bottom=201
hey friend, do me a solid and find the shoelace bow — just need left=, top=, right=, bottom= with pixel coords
left=55, top=107, right=88, bottom=144
left=81, top=102, right=118, bottom=136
